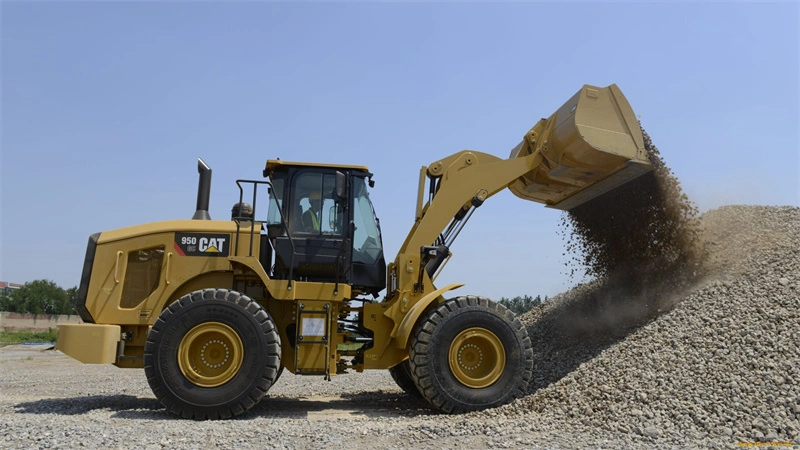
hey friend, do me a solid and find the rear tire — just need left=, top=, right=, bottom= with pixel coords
left=144, top=289, right=281, bottom=419
left=409, top=296, right=533, bottom=413
left=389, top=360, right=422, bottom=398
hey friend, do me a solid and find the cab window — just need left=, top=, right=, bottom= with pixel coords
left=352, top=177, right=383, bottom=264
left=291, top=171, right=339, bottom=235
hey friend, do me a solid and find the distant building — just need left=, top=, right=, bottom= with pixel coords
left=0, top=281, right=23, bottom=296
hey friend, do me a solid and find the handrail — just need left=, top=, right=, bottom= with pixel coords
left=235, top=179, right=296, bottom=290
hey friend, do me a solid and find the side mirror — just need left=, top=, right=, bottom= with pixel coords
left=335, top=171, right=347, bottom=202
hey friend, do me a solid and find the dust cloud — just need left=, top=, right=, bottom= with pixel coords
left=556, top=126, right=707, bottom=331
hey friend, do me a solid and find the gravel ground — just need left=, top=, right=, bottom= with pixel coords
left=0, top=349, right=591, bottom=449
left=1, top=205, right=798, bottom=449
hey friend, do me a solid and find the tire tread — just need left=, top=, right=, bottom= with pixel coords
left=408, top=295, right=533, bottom=414
left=143, top=288, right=281, bottom=420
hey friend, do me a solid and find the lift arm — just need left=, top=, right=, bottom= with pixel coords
left=393, top=84, right=651, bottom=293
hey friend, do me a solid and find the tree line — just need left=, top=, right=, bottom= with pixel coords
left=0, top=280, right=79, bottom=315
left=497, top=294, right=546, bottom=315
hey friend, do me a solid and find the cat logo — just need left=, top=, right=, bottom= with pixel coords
left=199, top=237, right=226, bottom=253
left=174, top=233, right=230, bottom=257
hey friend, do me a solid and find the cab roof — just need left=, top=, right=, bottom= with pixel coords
left=265, top=159, right=370, bottom=175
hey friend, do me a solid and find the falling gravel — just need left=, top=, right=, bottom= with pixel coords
left=561, top=126, right=705, bottom=299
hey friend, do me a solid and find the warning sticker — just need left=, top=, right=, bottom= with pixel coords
left=301, top=318, right=326, bottom=337
left=174, top=233, right=230, bottom=257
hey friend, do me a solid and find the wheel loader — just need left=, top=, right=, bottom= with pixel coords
left=57, top=84, right=651, bottom=419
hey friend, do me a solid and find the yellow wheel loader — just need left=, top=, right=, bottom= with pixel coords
left=57, top=84, right=651, bottom=419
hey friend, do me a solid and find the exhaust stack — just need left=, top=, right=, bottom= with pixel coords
left=192, top=158, right=212, bottom=220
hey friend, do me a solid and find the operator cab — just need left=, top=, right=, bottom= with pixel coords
left=262, top=160, right=386, bottom=296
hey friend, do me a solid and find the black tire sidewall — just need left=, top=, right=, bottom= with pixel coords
left=146, top=293, right=272, bottom=416
left=418, top=301, right=527, bottom=411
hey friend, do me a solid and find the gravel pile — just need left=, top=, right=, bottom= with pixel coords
left=490, top=204, right=799, bottom=447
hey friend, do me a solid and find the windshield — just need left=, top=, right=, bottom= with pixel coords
left=352, top=176, right=383, bottom=264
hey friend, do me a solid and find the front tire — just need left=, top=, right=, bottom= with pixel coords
left=144, top=289, right=281, bottom=419
left=409, top=296, right=533, bottom=413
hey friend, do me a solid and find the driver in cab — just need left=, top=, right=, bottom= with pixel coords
left=301, top=191, right=322, bottom=233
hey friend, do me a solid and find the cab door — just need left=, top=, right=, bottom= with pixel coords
left=270, top=169, right=350, bottom=283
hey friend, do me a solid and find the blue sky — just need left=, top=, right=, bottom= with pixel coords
left=1, top=2, right=798, bottom=300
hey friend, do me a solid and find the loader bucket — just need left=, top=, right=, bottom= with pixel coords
left=508, top=84, right=651, bottom=211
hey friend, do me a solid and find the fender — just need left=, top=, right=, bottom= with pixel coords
left=228, top=255, right=271, bottom=284
left=162, top=271, right=236, bottom=313
left=393, top=283, right=464, bottom=349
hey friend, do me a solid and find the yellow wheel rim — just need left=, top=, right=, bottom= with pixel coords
left=448, top=327, right=506, bottom=389
left=178, top=322, right=244, bottom=388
